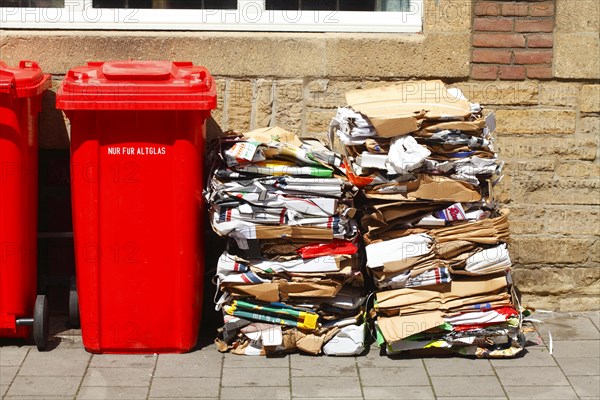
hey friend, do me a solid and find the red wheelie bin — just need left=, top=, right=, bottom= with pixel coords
left=0, top=61, right=51, bottom=351
left=56, top=61, right=216, bottom=353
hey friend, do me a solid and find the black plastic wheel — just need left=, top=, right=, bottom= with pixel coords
left=33, top=295, right=49, bottom=351
left=69, top=277, right=80, bottom=328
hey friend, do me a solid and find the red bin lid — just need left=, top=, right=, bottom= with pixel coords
left=0, top=60, right=51, bottom=98
left=56, top=61, right=217, bottom=110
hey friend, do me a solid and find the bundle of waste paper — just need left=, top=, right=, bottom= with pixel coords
left=329, top=80, right=524, bottom=358
left=206, top=127, right=367, bottom=356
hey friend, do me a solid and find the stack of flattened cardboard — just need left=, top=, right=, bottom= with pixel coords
left=206, top=127, right=367, bottom=356
left=330, top=81, right=524, bottom=358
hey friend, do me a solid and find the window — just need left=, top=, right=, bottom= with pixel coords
left=0, top=1, right=64, bottom=5
left=0, top=0, right=423, bottom=32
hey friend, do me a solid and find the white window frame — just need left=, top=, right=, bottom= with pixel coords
left=0, top=0, right=423, bottom=32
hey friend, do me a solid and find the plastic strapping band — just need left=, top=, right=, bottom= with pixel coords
left=213, top=278, right=232, bottom=311
left=523, top=318, right=553, bottom=355
left=513, top=279, right=554, bottom=355
left=364, top=291, right=379, bottom=342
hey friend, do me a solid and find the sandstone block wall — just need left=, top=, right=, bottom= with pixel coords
left=1, top=0, right=598, bottom=310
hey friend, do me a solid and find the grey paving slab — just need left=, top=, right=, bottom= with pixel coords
left=194, top=346, right=224, bottom=359
left=52, top=327, right=83, bottom=338
left=504, top=385, right=579, bottom=400
left=51, top=339, right=86, bottom=350
left=490, top=347, right=556, bottom=367
left=6, top=376, right=81, bottom=397
left=48, top=319, right=84, bottom=350
left=290, top=354, right=358, bottom=377
left=53, top=332, right=84, bottom=347
left=536, top=316, right=600, bottom=341
left=149, top=377, right=220, bottom=398
left=355, top=349, right=424, bottom=369
left=359, top=366, right=429, bottom=387
left=569, top=375, right=600, bottom=398
left=552, top=340, right=600, bottom=358
left=18, top=348, right=90, bottom=376
left=437, top=398, right=506, bottom=400
left=521, top=326, right=545, bottom=347
left=521, top=340, right=547, bottom=352
left=148, top=398, right=217, bottom=400
left=589, top=314, right=600, bottom=331
left=0, top=365, right=18, bottom=386
left=81, top=367, right=153, bottom=387
left=222, top=367, right=289, bottom=387
left=0, top=347, right=29, bottom=366
left=424, top=357, right=494, bottom=376
left=291, top=398, right=363, bottom=400
left=291, top=376, right=362, bottom=398
left=76, top=385, right=149, bottom=399
left=1, top=384, right=9, bottom=397
left=223, top=353, right=289, bottom=368
left=522, top=343, right=551, bottom=352
left=155, top=351, right=222, bottom=378
left=557, top=356, right=600, bottom=376
left=3, top=397, right=75, bottom=400
left=89, top=354, right=156, bottom=369
left=220, top=386, right=292, bottom=400
left=362, top=386, right=435, bottom=400
left=576, top=311, right=600, bottom=331
left=495, top=366, right=570, bottom=386
left=430, top=376, right=505, bottom=398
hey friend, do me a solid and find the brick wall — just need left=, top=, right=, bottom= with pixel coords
left=472, top=1, right=556, bottom=80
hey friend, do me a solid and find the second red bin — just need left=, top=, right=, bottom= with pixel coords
left=0, top=61, right=50, bottom=351
left=56, top=61, right=217, bottom=354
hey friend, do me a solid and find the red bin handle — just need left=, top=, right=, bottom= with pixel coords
left=186, top=70, right=212, bottom=91
left=68, top=70, right=90, bottom=82
left=20, top=60, right=40, bottom=69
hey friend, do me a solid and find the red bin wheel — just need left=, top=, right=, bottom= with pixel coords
left=33, top=295, right=49, bottom=351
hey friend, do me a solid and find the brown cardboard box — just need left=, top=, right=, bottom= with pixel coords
left=378, top=311, right=446, bottom=342
left=375, top=275, right=509, bottom=314
left=346, top=81, right=472, bottom=137
left=366, top=175, right=482, bottom=202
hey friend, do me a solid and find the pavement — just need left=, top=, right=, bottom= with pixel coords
left=0, top=311, right=598, bottom=400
